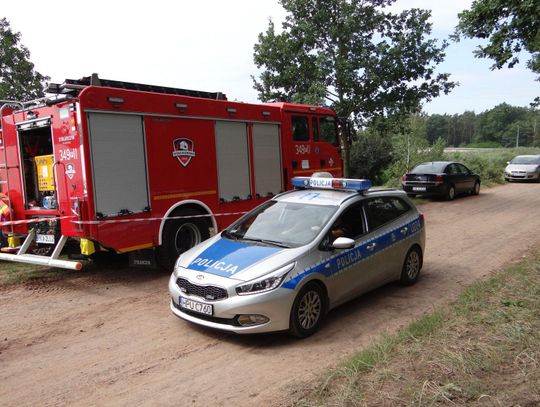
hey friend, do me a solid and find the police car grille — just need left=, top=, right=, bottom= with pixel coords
left=176, top=278, right=228, bottom=301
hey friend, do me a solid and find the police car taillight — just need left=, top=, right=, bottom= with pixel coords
left=291, top=177, right=372, bottom=192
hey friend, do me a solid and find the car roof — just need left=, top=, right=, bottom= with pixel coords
left=275, top=187, right=406, bottom=206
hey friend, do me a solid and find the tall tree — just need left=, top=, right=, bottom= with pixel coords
left=253, top=0, right=455, bottom=175
left=455, top=0, right=540, bottom=80
left=0, top=18, right=49, bottom=101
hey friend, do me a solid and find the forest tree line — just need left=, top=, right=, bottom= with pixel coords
left=422, top=103, right=540, bottom=148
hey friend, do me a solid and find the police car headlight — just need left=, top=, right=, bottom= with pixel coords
left=236, top=263, right=295, bottom=296
left=173, top=255, right=186, bottom=276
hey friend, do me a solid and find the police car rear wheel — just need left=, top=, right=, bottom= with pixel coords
left=157, top=209, right=210, bottom=270
left=400, top=246, right=422, bottom=286
left=290, top=283, right=325, bottom=338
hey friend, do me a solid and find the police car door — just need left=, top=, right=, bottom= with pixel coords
left=362, top=196, right=416, bottom=284
left=323, top=202, right=380, bottom=306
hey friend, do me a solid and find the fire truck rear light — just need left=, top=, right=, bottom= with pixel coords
left=107, top=97, right=124, bottom=104
left=175, top=103, right=188, bottom=109
left=226, top=108, right=237, bottom=113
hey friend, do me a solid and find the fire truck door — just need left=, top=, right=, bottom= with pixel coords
left=215, top=121, right=250, bottom=202
left=252, top=124, right=282, bottom=197
left=87, top=113, right=149, bottom=217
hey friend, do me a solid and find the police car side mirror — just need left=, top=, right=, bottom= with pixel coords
left=332, top=237, right=355, bottom=250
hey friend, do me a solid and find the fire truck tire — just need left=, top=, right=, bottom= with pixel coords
left=156, top=208, right=210, bottom=271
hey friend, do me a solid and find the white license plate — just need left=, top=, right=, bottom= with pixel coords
left=412, top=187, right=426, bottom=192
left=179, top=297, right=213, bottom=316
left=36, top=234, right=55, bottom=244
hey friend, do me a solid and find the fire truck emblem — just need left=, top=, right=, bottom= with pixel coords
left=172, top=138, right=195, bottom=167
left=65, top=163, right=76, bottom=180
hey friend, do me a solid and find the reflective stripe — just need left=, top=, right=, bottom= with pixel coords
left=282, top=216, right=423, bottom=289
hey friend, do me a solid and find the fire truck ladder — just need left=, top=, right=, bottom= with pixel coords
left=46, top=73, right=228, bottom=100
left=0, top=101, right=82, bottom=271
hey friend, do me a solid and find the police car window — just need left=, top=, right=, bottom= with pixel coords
left=363, top=197, right=410, bottom=230
left=292, top=116, right=309, bottom=142
left=331, top=204, right=365, bottom=239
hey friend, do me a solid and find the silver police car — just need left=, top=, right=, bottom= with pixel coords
left=169, top=176, right=426, bottom=337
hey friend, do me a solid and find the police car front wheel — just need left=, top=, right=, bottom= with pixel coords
left=289, top=282, right=326, bottom=338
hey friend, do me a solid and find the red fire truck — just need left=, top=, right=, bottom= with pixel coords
left=0, top=74, right=343, bottom=270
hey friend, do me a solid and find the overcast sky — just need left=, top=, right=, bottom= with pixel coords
left=2, top=0, right=538, bottom=115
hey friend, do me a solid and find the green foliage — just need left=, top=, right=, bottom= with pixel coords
left=444, top=147, right=540, bottom=185
left=252, top=0, right=456, bottom=175
left=0, top=17, right=49, bottom=101
left=376, top=115, right=445, bottom=186
left=349, top=130, right=393, bottom=182
left=454, top=0, right=540, bottom=103
left=421, top=104, right=540, bottom=148
left=253, top=0, right=455, bottom=122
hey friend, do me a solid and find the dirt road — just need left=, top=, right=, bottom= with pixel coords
left=2, top=183, right=540, bottom=407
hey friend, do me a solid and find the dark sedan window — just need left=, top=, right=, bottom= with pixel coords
left=363, top=197, right=411, bottom=230
left=456, top=164, right=470, bottom=174
left=445, top=164, right=458, bottom=175
left=411, top=163, right=447, bottom=173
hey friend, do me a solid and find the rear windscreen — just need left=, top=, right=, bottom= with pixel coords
left=411, top=163, right=446, bottom=173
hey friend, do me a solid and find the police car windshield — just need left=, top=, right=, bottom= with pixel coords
left=224, top=200, right=338, bottom=247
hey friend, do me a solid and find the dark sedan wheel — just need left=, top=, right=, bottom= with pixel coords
left=290, top=282, right=325, bottom=338
left=472, top=181, right=480, bottom=195
left=400, top=246, right=422, bottom=286
left=445, top=185, right=455, bottom=201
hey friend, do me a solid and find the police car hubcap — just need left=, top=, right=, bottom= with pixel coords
left=406, top=252, right=420, bottom=279
left=298, top=291, right=322, bottom=329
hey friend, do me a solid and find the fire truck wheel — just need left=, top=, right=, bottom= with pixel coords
left=157, top=209, right=210, bottom=270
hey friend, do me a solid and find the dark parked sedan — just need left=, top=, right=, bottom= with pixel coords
left=402, top=161, right=480, bottom=200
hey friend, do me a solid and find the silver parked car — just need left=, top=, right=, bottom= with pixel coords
left=504, top=155, right=540, bottom=182
left=169, top=176, right=426, bottom=337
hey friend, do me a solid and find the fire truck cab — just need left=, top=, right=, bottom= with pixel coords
left=0, top=75, right=343, bottom=270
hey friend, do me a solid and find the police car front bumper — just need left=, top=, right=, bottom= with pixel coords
left=168, top=272, right=295, bottom=334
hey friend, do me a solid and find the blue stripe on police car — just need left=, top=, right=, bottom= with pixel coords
left=188, top=238, right=282, bottom=278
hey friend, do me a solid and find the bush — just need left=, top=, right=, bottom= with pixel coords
left=444, top=147, right=540, bottom=185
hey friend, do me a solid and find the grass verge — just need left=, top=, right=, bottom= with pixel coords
left=294, top=251, right=540, bottom=406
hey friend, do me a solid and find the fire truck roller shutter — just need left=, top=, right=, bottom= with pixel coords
left=87, top=113, right=150, bottom=217
left=215, top=121, right=250, bottom=201
left=252, top=123, right=282, bottom=197
left=156, top=206, right=210, bottom=271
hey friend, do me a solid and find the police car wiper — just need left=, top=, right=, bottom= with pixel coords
left=222, top=230, right=242, bottom=240
left=239, top=237, right=291, bottom=248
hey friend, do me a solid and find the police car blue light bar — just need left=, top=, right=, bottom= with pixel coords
left=291, top=177, right=372, bottom=192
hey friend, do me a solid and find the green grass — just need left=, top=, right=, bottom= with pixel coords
left=294, top=250, right=540, bottom=406
left=0, top=261, right=72, bottom=285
